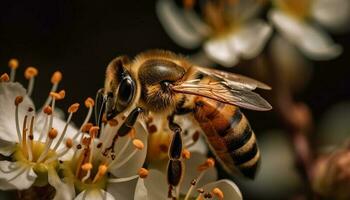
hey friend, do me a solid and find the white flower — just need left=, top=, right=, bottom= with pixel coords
left=55, top=110, right=149, bottom=200
left=0, top=64, right=81, bottom=194
left=156, top=0, right=272, bottom=67
left=269, top=0, right=349, bottom=60
left=134, top=152, right=242, bottom=200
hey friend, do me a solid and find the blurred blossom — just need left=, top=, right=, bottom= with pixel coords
left=240, top=130, right=302, bottom=199
left=312, top=147, right=350, bottom=199
left=0, top=64, right=77, bottom=198
left=269, top=0, right=350, bottom=60
left=269, top=35, right=313, bottom=92
left=135, top=152, right=242, bottom=200
left=156, top=0, right=272, bottom=67
left=317, top=102, right=350, bottom=152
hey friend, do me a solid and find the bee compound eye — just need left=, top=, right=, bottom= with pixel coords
left=116, top=76, right=135, bottom=111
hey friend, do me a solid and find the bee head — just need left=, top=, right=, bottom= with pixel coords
left=104, top=56, right=136, bottom=120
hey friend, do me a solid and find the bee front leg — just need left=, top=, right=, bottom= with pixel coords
left=167, top=114, right=184, bottom=199
left=95, top=88, right=106, bottom=138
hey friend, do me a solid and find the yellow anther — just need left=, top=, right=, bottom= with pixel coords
left=8, top=58, right=19, bottom=69
left=50, top=90, right=65, bottom=100
left=98, top=164, right=108, bottom=176
left=182, top=149, right=191, bottom=160
left=84, top=97, right=95, bottom=108
left=212, top=188, right=224, bottom=200
left=24, top=67, right=38, bottom=79
left=89, top=126, right=100, bottom=137
left=48, top=128, right=58, bottom=139
left=138, top=168, right=149, bottom=179
left=15, top=96, right=24, bottom=106
left=133, top=139, right=145, bottom=150
left=44, top=106, right=53, bottom=115
left=51, top=71, right=62, bottom=84
left=0, top=73, right=10, bottom=82
left=66, top=138, right=73, bottom=148
left=81, top=163, right=93, bottom=171
left=68, top=103, right=80, bottom=113
left=82, top=123, right=93, bottom=133
left=198, top=158, right=215, bottom=171
left=108, top=119, right=118, bottom=126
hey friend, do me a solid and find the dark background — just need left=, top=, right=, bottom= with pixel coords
left=0, top=1, right=350, bottom=199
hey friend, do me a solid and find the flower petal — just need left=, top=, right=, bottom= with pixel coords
left=0, top=140, right=16, bottom=156
left=269, top=9, right=342, bottom=60
left=75, top=189, right=115, bottom=200
left=202, top=179, right=242, bottom=200
left=230, top=20, right=272, bottom=59
left=48, top=167, right=75, bottom=200
left=133, top=178, right=148, bottom=200
left=0, top=82, right=35, bottom=143
left=204, top=37, right=239, bottom=67
left=312, top=0, right=350, bottom=32
left=140, top=169, right=168, bottom=200
left=107, top=177, right=138, bottom=200
left=0, top=161, right=37, bottom=190
left=180, top=152, right=218, bottom=195
left=109, top=121, right=148, bottom=177
left=156, top=0, right=205, bottom=48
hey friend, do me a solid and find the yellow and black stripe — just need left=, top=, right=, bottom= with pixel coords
left=194, top=96, right=260, bottom=179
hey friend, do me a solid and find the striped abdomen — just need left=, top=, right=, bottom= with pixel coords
left=193, top=96, right=260, bottom=179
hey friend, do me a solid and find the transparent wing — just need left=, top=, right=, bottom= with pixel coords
left=197, top=66, right=271, bottom=90
left=172, top=79, right=272, bottom=111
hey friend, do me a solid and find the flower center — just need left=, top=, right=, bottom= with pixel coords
left=276, top=0, right=313, bottom=19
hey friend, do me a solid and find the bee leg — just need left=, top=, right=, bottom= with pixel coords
left=95, top=88, right=106, bottom=138
left=166, top=114, right=184, bottom=198
left=102, top=107, right=143, bottom=157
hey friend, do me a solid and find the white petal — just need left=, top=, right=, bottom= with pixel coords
left=75, top=189, right=115, bottom=200
left=230, top=20, right=272, bottom=59
left=109, top=121, right=148, bottom=177
left=269, top=9, right=342, bottom=60
left=0, top=140, right=16, bottom=156
left=312, top=0, right=350, bottom=32
left=180, top=152, right=218, bottom=195
left=141, top=169, right=168, bottom=200
left=269, top=35, right=313, bottom=92
left=48, top=167, right=75, bottom=200
left=107, top=177, right=138, bottom=200
left=0, top=161, right=37, bottom=190
left=204, top=37, right=239, bottom=67
left=202, top=179, right=242, bottom=200
left=133, top=178, right=148, bottom=200
left=0, top=82, right=35, bottom=143
left=187, top=136, right=208, bottom=155
left=156, top=0, right=205, bottom=48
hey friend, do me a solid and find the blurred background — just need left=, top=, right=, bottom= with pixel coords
left=1, top=0, right=350, bottom=199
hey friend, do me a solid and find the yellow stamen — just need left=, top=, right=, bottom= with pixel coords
left=81, top=123, right=93, bottom=133
left=81, top=163, right=93, bottom=171
left=51, top=71, right=62, bottom=84
left=84, top=97, right=95, bottom=108
left=15, top=96, right=23, bottom=106
left=0, top=73, right=10, bottom=82
left=133, top=139, right=144, bottom=150
left=8, top=58, right=19, bottom=69
left=68, top=103, right=80, bottom=113
left=44, top=106, right=53, bottom=115
left=108, top=119, right=118, bottom=126
left=212, top=188, right=224, bottom=200
left=24, top=67, right=38, bottom=79
left=48, top=128, right=58, bottom=139
left=182, top=149, right=191, bottom=160
left=138, top=168, right=149, bottom=179
left=197, top=158, right=215, bottom=171
left=92, top=164, right=108, bottom=183
left=128, top=128, right=136, bottom=139
left=89, top=126, right=100, bottom=138
left=66, top=138, right=73, bottom=148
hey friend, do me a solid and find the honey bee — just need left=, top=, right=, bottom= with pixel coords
left=96, top=50, right=271, bottom=183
